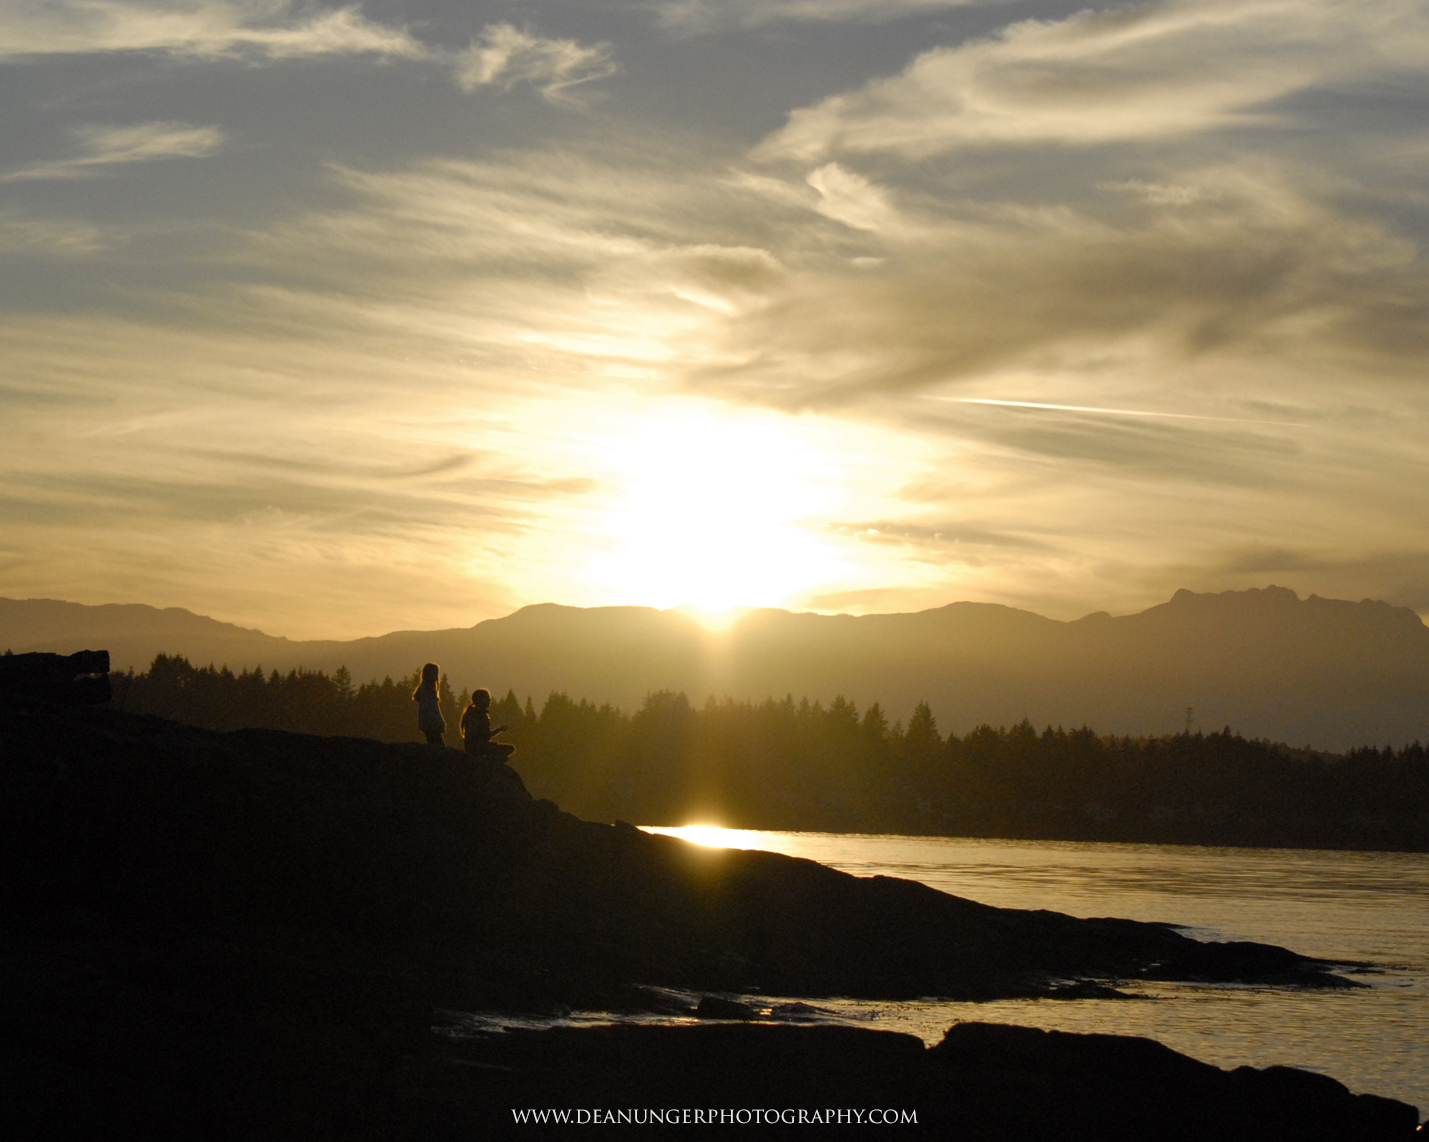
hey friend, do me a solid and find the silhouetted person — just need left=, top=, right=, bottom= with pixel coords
left=461, top=688, right=514, bottom=762
left=413, top=663, right=446, bottom=746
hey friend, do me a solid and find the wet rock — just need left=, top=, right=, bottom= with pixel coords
left=1143, top=939, right=1362, bottom=988
left=922, top=1022, right=1420, bottom=1141
left=1042, top=980, right=1146, bottom=1000
left=694, top=995, right=758, bottom=1020
left=768, top=1001, right=830, bottom=1019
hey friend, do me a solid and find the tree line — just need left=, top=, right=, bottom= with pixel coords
left=107, top=654, right=1429, bottom=851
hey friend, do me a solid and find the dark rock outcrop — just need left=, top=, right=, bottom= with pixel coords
left=0, top=649, right=110, bottom=705
left=417, top=1020, right=1420, bottom=1140
left=2, top=699, right=1357, bottom=1008
left=694, top=995, right=758, bottom=1019
left=3, top=699, right=1414, bottom=1139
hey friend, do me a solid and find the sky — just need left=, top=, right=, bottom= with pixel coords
left=2, top=0, right=1428, bottom=640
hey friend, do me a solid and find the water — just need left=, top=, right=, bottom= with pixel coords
left=443, top=828, right=1429, bottom=1115
left=646, top=829, right=1429, bottom=1114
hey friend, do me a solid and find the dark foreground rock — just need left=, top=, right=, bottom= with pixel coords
left=0, top=649, right=111, bottom=704
left=2, top=699, right=1416, bottom=1138
left=1, top=700, right=1360, bottom=1007
left=428, top=1021, right=1418, bottom=1141
left=11, top=1009, right=1417, bottom=1140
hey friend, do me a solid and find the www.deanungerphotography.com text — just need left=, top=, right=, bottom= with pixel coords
left=512, top=1108, right=919, bottom=1126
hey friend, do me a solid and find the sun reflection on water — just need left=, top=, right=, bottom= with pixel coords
left=432, top=829, right=1429, bottom=1111
left=627, top=828, right=1429, bottom=1109
left=645, top=824, right=775, bottom=849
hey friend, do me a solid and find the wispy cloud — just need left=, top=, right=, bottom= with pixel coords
left=0, top=7, right=620, bottom=107
left=1, top=121, right=221, bottom=181
left=234, top=148, right=789, bottom=370
left=712, top=162, right=1424, bottom=410
left=228, top=136, right=1425, bottom=443
left=756, top=0, right=1429, bottom=160
left=0, top=208, right=109, bottom=253
left=806, top=163, right=899, bottom=232
left=0, top=310, right=612, bottom=637
left=454, top=24, right=617, bottom=104
left=649, top=0, right=1000, bottom=33
left=0, top=0, right=424, bottom=60
left=937, top=397, right=1308, bottom=427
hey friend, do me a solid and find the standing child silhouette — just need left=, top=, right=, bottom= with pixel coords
left=413, top=663, right=446, bottom=747
left=461, top=689, right=514, bottom=762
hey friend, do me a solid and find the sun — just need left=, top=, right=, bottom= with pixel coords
left=588, top=403, right=848, bottom=613
left=673, top=603, right=746, bottom=632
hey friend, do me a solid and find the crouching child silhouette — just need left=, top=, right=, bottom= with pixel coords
left=461, top=689, right=515, bottom=763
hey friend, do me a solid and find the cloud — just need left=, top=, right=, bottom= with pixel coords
left=0, top=6, right=619, bottom=107
left=755, top=0, right=1429, bottom=161
left=828, top=518, right=1052, bottom=550
left=649, top=0, right=997, bottom=33
left=228, top=144, right=1429, bottom=560
left=0, top=0, right=425, bottom=60
left=0, top=209, right=109, bottom=253
left=938, top=397, right=1305, bottom=427
left=224, top=147, right=794, bottom=385
left=1, top=121, right=221, bottom=181
left=703, top=162, right=1426, bottom=413
left=224, top=141, right=1426, bottom=463
left=454, top=24, right=616, bottom=104
left=806, top=163, right=899, bottom=231
left=0, top=311, right=611, bottom=638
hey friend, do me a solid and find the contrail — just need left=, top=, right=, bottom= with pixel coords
left=938, top=397, right=1305, bottom=427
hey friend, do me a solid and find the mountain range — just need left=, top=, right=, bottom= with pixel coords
left=4, top=586, right=1427, bottom=751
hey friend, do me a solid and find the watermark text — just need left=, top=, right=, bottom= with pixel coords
left=512, top=1107, right=917, bottom=1125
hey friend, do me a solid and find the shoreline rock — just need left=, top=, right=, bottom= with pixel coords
left=422, top=1020, right=1419, bottom=1141
left=3, top=699, right=1358, bottom=1006
left=2, top=699, right=1416, bottom=1138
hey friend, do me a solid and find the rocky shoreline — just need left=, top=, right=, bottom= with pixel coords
left=430, top=1020, right=1418, bottom=1141
left=3, top=699, right=1419, bottom=1137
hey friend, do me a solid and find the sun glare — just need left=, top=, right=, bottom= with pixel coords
left=588, top=405, right=848, bottom=613
left=675, top=603, right=746, bottom=632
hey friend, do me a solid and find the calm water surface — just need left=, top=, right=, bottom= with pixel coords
left=452, top=829, right=1429, bottom=1114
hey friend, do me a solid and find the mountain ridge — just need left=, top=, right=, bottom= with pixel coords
left=4, top=586, right=1427, bottom=751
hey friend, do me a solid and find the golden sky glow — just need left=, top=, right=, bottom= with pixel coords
left=3, top=0, right=1429, bottom=638
left=584, top=402, right=869, bottom=614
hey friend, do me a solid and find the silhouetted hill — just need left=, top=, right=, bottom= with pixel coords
left=6, top=586, right=1428, bottom=750
left=0, top=597, right=299, bottom=669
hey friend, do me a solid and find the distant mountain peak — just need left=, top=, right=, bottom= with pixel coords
left=1167, top=585, right=1302, bottom=607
